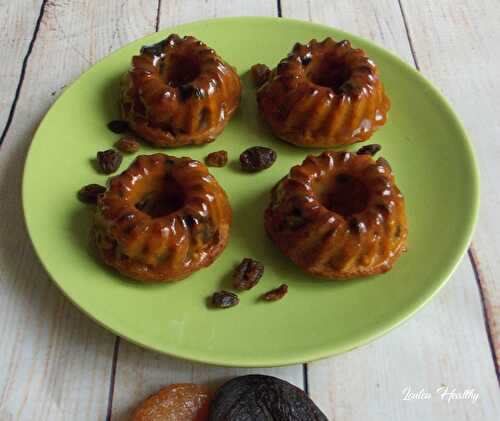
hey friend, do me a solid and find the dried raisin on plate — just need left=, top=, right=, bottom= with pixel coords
left=77, top=184, right=105, bottom=204
left=239, top=146, right=276, bottom=172
left=97, top=149, right=123, bottom=174
left=107, top=120, right=129, bottom=134
left=263, top=284, right=288, bottom=301
left=205, top=150, right=228, bottom=167
left=212, top=291, right=239, bottom=309
left=115, top=137, right=140, bottom=153
left=232, top=258, right=264, bottom=291
left=357, top=144, right=381, bottom=156
left=132, top=383, right=212, bottom=421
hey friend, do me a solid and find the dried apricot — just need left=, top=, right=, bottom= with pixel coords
left=132, top=383, right=211, bottom=421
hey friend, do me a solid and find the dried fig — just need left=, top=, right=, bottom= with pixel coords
left=208, top=375, right=328, bottom=421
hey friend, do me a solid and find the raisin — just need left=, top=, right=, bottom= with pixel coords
left=349, top=218, right=367, bottom=234
left=357, top=144, right=381, bottom=156
left=205, top=150, right=228, bottom=167
left=179, top=84, right=204, bottom=101
left=263, top=284, right=288, bottom=301
left=77, top=184, right=106, bottom=204
left=232, top=258, right=264, bottom=291
left=115, top=137, right=140, bottom=153
left=97, top=149, right=123, bottom=174
left=107, top=120, right=129, bottom=134
left=239, top=147, right=277, bottom=172
left=251, top=64, right=271, bottom=87
left=212, top=291, right=239, bottom=309
left=299, top=52, right=313, bottom=66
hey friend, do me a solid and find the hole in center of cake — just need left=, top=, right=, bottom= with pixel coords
left=320, top=173, right=369, bottom=216
left=307, top=55, right=352, bottom=93
left=135, top=176, right=185, bottom=218
left=164, top=54, right=201, bottom=86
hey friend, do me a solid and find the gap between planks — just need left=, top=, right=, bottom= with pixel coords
left=0, top=0, right=48, bottom=148
left=397, top=0, right=498, bottom=383
left=469, top=247, right=500, bottom=384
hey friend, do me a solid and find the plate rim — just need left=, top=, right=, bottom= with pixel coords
left=22, top=16, right=480, bottom=367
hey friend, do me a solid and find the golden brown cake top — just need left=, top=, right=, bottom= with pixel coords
left=127, top=34, right=240, bottom=125
left=264, top=37, right=381, bottom=99
left=96, top=153, right=230, bottom=259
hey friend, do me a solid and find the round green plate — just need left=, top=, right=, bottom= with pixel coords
left=23, top=17, right=479, bottom=367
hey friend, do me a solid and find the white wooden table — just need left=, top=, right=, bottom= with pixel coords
left=1, top=1, right=499, bottom=419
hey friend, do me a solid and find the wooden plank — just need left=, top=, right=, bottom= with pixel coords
left=281, top=0, right=413, bottom=64
left=0, top=1, right=157, bottom=419
left=281, top=0, right=500, bottom=419
left=0, top=0, right=44, bottom=141
left=110, top=347, right=304, bottom=421
left=158, top=0, right=277, bottom=26
left=307, top=261, right=500, bottom=420
left=400, top=0, right=500, bottom=372
left=110, top=2, right=305, bottom=419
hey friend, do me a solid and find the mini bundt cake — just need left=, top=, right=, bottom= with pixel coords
left=264, top=149, right=407, bottom=279
left=253, top=38, right=390, bottom=147
left=121, top=34, right=242, bottom=147
left=93, top=153, right=232, bottom=282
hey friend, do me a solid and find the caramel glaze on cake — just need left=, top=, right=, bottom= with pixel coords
left=93, top=154, right=232, bottom=283
left=254, top=38, right=390, bottom=147
left=121, top=34, right=242, bottom=147
left=264, top=151, right=407, bottom=279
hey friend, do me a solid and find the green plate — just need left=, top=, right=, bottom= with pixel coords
left=23, top=17, right=479, bottom=367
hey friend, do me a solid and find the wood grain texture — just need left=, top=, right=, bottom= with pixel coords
left=281, top=0, right=413, bottom=63
left=400, top=0, right=500, bottom=372
left=308, top=261, right=500, bottom=420
left=109, top=2, right=304, bottom=420
left=0, top=0, right=44, bottom=141
left=282, top=0, right=500, bottom=419
left=158, top=0, right=277, bottom=26
left=0, top=1, right=157, bottom=419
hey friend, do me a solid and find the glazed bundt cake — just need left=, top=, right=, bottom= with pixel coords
left=121, top=34, right=242, bottom=147
left=93, top=153, right=232, bottom=282
left=264, top=150, right=407, bottom=279
left=253, top=38, right=390, bottom=147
